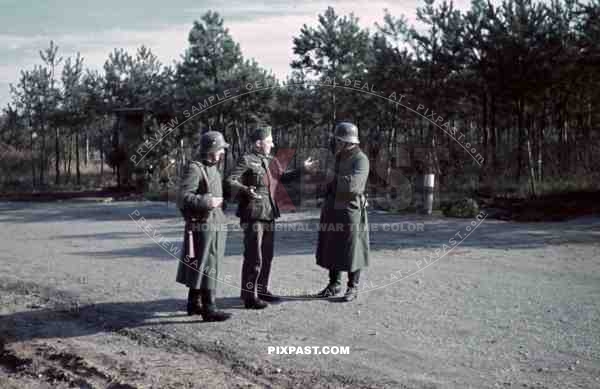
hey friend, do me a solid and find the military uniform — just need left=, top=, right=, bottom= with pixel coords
left=175, top=131, right=231, bottom=321
left=316, top=122, right=370, bottom=301
left=226, top=136, right=302, bottom=306
left=176, top=160, right=227, bottom=290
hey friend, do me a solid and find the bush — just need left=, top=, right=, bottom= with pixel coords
left=0, top=144, right=33, bottom=191
left=442, top=197, right=480, bottom=218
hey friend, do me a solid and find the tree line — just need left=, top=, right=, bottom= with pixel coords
left=1, top=0, right=599, bottom=198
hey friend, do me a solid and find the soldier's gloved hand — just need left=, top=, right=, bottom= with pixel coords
left=208, top=196, right=224, bottom=209
left=247, top=186, right=262, bottom=199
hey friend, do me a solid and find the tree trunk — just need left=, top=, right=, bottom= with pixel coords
left=76, top=130, right=81, bottom=186
left=234, top=125, right=242, bottom=160
left=55, top=127, right=60, bottom=185
left=538, top=100, right=544, bottom=183
left=63, top=135, right=68, bottom=183
left=295, top=124, right=302, bottom=169
left=490, top=94, right=497, bottom=174
left=67, top=134, right=73, bottom=183
left=39, top=132, right=45, bottom=186
left=482, top=90, right=488, bottom=169
left=100, top=146, right=104, bottom=185
left=517, top=100, right=523, bottom=183
left=331, top=89, right=337, bottom=126
left=564, top=116, right=569, bottom=176
left=561, top=98, right=569, bottom=175
left=524, top=124, right=537, bottom=198
left=85, top=133, right=89, bottom=166
left=30, top=131, right=36, bottom=188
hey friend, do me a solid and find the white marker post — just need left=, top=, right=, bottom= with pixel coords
left=422, top=174, right=435, bottom=215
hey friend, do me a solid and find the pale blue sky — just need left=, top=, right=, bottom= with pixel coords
left=0, top=0, right=476, bottom=108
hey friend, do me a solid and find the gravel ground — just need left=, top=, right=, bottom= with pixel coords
left=1, top=200, right=599, bottom=388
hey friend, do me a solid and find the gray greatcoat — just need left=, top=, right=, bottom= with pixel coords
left=316, top=147, right=370, bottom=272
left=175, top=160, right=227, bottom=291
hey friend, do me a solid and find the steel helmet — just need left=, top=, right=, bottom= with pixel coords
left=200, top=131, right=230, bottom=153
left=334, top=122, right=360, bottom=144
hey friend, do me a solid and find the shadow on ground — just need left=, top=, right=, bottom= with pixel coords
left=0, top=296, right=251, bottom=345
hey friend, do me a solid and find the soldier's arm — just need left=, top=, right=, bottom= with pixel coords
left=277, top=158, right=303, bottom=183
left=176, top=162, right=212, bottom=213
left=319, top=165, right=336, bottom=196
left=280, top=170, right=301, bottom=183
left=225, top=155, right=251, bottom=197
left=340, top=154, right=370, bottom=194
left=279, top=156, right=320, bottom=182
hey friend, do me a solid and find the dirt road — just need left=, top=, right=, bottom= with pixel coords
left=1, top=201, right=599, bottom=388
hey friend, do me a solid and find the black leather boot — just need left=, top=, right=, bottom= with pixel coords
left=187, top=288, right=203, bottom=315
left=243, top=297, right=268, bottom=309
left=200, top=289, right=232, bottom=322
left=343, top=287, right=358, bottom=301
left=343, top=270, right=361, bottom=302
left=316, top=270, right=342, bottom=298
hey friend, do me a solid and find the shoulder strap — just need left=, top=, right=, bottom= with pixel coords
left=197, top=163, right=210, bottom=195
left=188, top=161, right=210, bottom=195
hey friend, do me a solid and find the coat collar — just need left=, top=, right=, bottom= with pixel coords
left=337, top=145, right=361, bottom=161
left=192, top=159, right=217, bottom=167
left=252, top=150, right=272, bottom=161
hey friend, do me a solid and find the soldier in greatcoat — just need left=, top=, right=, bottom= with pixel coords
left=315, top=122, right=370, bottom=302
left=176, top=131, right=231, bottom=321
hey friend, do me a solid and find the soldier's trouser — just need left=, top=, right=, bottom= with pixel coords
left=241, top=220, right=275, bottom=300
left=329, top=269, right=361, bottom=288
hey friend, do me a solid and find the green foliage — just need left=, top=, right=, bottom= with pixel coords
left=1, top=2, right=599, bottom=197
left=442, top=197, right=480, bottom=218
